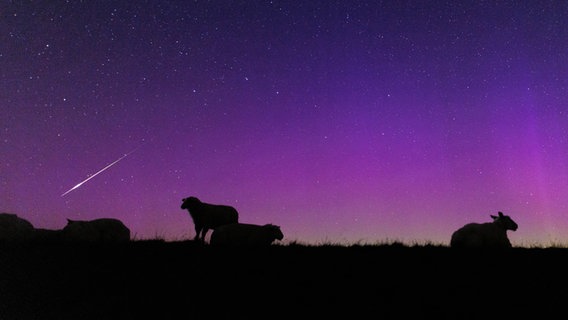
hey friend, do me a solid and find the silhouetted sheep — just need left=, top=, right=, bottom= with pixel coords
left=450, top=211, right=518, bottom=248
left=210, top=223, right=284, bottom=247
left=62, top=218, right=130, bottom=242
left=0, top=213, right=35, bottom=241
left=181, top=196, right=239, bottom=242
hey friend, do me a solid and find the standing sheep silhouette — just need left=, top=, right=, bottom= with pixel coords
left=181, top=196, right=239, bottom=243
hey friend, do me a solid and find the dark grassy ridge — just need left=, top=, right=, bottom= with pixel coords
left=1, top=241, right=567, bottom=319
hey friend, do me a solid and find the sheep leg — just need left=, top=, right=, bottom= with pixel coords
left=201, top=228, right=210, bottom=243
left=194, top=225, right=203, bottom=242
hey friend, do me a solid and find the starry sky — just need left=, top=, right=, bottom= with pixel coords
left=2, top=1, right=568, bottom=246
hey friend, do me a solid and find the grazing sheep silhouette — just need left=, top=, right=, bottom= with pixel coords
left=210, top=223, right=284, bottom=247
left=450, top=211, right=518, bottom=248
left=0, top=213, right=35, bottom=241
left=181, top=196, right=239, bottom=242
left=62, top=218, right=130, bottom=242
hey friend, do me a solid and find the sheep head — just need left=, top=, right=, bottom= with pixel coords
left=490, top=211, right=518, bottom=232
left=181, top=197, right=201, bottom=210
left=266, top=224, right=284, bottom=240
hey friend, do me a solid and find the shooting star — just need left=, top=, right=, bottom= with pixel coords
left=61, top=148, right=138, bottom=197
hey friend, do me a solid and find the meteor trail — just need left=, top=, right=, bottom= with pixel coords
left=61, top=148, right=138, bottom=197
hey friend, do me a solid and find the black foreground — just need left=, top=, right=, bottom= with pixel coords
left=0, top=241, right=566, bottom=320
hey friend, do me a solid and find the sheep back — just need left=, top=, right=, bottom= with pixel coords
left=197, top=203, right=239, bottom=228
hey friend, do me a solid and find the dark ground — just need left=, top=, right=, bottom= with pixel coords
left=0, top=240, right=567, bottom=320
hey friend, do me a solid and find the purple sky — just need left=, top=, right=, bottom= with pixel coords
left=2, top=1, right=568, bottom=246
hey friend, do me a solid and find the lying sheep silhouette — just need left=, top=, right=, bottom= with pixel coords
left=0, top=213, right=35, bottom=241
left=62, top=218, right=130, bottom=242
left=210, top=223, right=284, bottom=247
left=450, top=211, right=518, bottom=248
left=181, top=196, right=239, bottom=242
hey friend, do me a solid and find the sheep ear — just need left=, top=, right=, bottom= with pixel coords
left=490, top=215, right=498, bottom=220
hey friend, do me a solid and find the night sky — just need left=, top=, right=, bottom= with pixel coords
left=2, top=1, right=568, bottom=246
